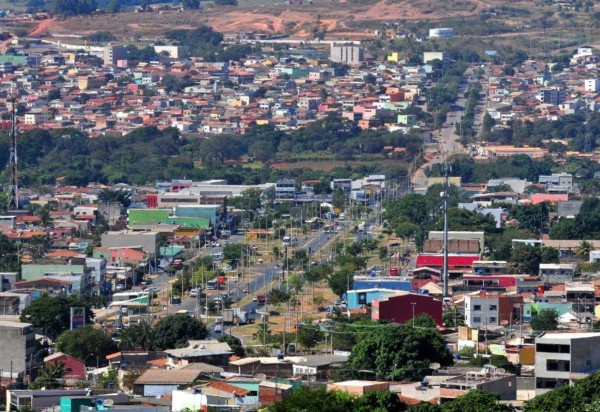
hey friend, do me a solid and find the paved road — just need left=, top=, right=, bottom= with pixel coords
left=412, top=66, right=484, bottom=186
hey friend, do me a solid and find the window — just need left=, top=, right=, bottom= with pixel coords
left=489, top=305, right=497, bottom=311
left=473, top=317, right=481, bottom=323
left=358, top=293, right=367, bottom=305
left=473, top=305, right=482, bottom=311
left=537, top=344, right=570, bottom=353
left=489, top=317, right=497, bottom=323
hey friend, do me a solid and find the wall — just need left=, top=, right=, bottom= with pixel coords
left=372, top=294, right=443, bottom=326
left=0, top=323, right=34, bottom=374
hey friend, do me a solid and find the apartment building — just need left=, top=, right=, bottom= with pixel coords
left=535, top=332, right=600, bottom=394
left=464, top=293, right=523, bottom=328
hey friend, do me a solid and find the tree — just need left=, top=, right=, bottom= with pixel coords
left=119, top=321, right=154, bottom=350
left=441, top=390, right=513, bottom=412
left=576, top=240, right=594, bottom=261
left=297, top=324, right=323, bottom=350
left=222, top=242, right=243, bottom=266
left=34, top=361, right=71, bottom=389
left=153, top=315, right=208, bottom=349
left=21, top=295, right=94, bottom=340
left=354, top=391, right=407, bottom=412
left=332, top=187, right=347, bottom=211
left=347, top=324, right=453, bottom=381
left=328, top=268, right=353, bottom=296
left=541, top=247, right=560, bottom=264
left=508, top=244, right=541, bottom=274
left=530, top=309, right=558, bottom=332
left=182, top=0, right=200, bottom=9
left=56, top=326, right=118, bottom=366
left=409, top=313, right=437, bottom=328
left=269, top=386, right=353, bottom=412
left=107, top=0, right=120, bottom=12
left=443, top=309, right=465, bottom=329
left=218, top=335, right=245, bottom=357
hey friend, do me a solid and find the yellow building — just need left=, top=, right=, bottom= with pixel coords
left=387, top=52, right=399, bottom=62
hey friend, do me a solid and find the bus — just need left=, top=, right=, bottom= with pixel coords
left=207, top=280, right=219, bottom=290
left=112, top=292, right=144, bottom=302
left=282, top=236, right=299, bottom=247
left=176, top=309, right=194, bottom=317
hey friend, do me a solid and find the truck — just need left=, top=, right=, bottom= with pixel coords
left=252, top=295, right=267, bottom=305
left=222, top=308, right=248, bottom=325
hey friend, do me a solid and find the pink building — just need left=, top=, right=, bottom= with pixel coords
left=44, top=352, right=86, bottom=382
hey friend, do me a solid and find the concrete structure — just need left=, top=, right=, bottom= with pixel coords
left=429, top=28, right=454, bottom=38
left=439, top=365, right=517, bottom=401
left=326, top=380, right=389, bottom=396
left=539, top=173, right=573, bottom=193
left=535, top=332, right=600, bottom=394
left=536, top=87, right=566, bottom=105
left=464, top=294, right=523, bottom=328
left=275, top=179, right=296, bottom=199
left=103, top=44, right=127, bottom=66
left=539, top=263, right=576, bottom=280
left=330, top=43, right=364, bottom=65
left=101, top=230, right=159, bottom=256
left=429, top=231, right=485, bottom=254
left=558, top=201, right=582, bottom=219
left=165, top=340, right=232, bottom=367
left=0, top=321, right=36, bottom=378
left=0, top=272, right=18, bottom=292
left=472, top=261, right=507, bottom=275
left=154, top=45, right=190, bottom=59
left=372, top=292, right=443, bottom=326
left=423, top=51, right=448, bottom=64
left=347, top=288, right=400, bottom=309
left=585, top=79, right=600, bottom=92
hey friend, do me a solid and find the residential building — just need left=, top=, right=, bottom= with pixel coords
left=103, top=44, right=127, bottom=66
left=154, top=45, right=190, bottom=59
left=43, top=352, right=86, bottom=383
left=327, top=380, right=389, bottom=396
left=329, top=43, right=364, bottom=65
left=165, top=340, right=232, bottom=367
left=439, top=365, right=517, bottom=401
left=0, top=272, right=18, bottom=292
left=133, top=367, right=219, bottom=396
left=536, top=87, right=566, bottom=106
left=535, top=332, right=600, bottom=394
left=0, top=321, right=36, bottom=379
left=423, top=52, right=448, bottom=64
left=472, top=261, right=507, bottom=275
left=464, top=293, right=523, bottom=328
left=539, top=263, right=576, bottom=281
left=275, top=179, right=296, bottom=199
left=101, top=230, right=159, bottom=256
left=539, top=173, right=573, bottom=193
left=584, top=79, right=600, bottom=92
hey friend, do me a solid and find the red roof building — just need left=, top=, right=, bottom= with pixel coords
left=416, top=254, right=480, bottom=272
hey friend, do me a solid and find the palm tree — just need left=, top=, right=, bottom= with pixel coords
left=576, top=240, right=594, bottom=261
left=35, top=361, right=71, bottom=389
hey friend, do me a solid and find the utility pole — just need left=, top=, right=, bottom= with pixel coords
left=8, top=97, right=18, bottom=210
left=442, top=163, right=450, bottom=298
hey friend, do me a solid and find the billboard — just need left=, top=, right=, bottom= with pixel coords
left=70, top=307, right=86, bottom=330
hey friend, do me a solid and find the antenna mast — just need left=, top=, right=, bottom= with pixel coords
left=8, top=96, right=18, bottom=210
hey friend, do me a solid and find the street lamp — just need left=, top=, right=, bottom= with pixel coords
left=411, top=302, right=417, bottom=328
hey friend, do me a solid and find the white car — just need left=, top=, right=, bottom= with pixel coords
left=214, top=324, right=222, bottom=333
left=189, top=288, right=198, bottom=297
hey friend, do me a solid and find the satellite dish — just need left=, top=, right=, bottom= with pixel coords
left=429, top=362, right=441, bottom=370
left=254, top=373, right=267, bottom=380
left=102, top=399, right=115, bottom=407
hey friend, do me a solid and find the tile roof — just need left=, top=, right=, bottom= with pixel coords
left=135, top=369, right=204, bottom=385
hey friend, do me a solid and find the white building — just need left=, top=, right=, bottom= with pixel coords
left=584, top=79, right=600, bottom=92
left=535, top=332, right=600, bottom=394
left=423, top=51, right=448, bottom=64
left=330, top=43, right=364, bottom=65
left=153, top=45, right=190, bottom=59
left=464, top=295, right=500, bottom=328
left=429, top=28, right=454, bottom=38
